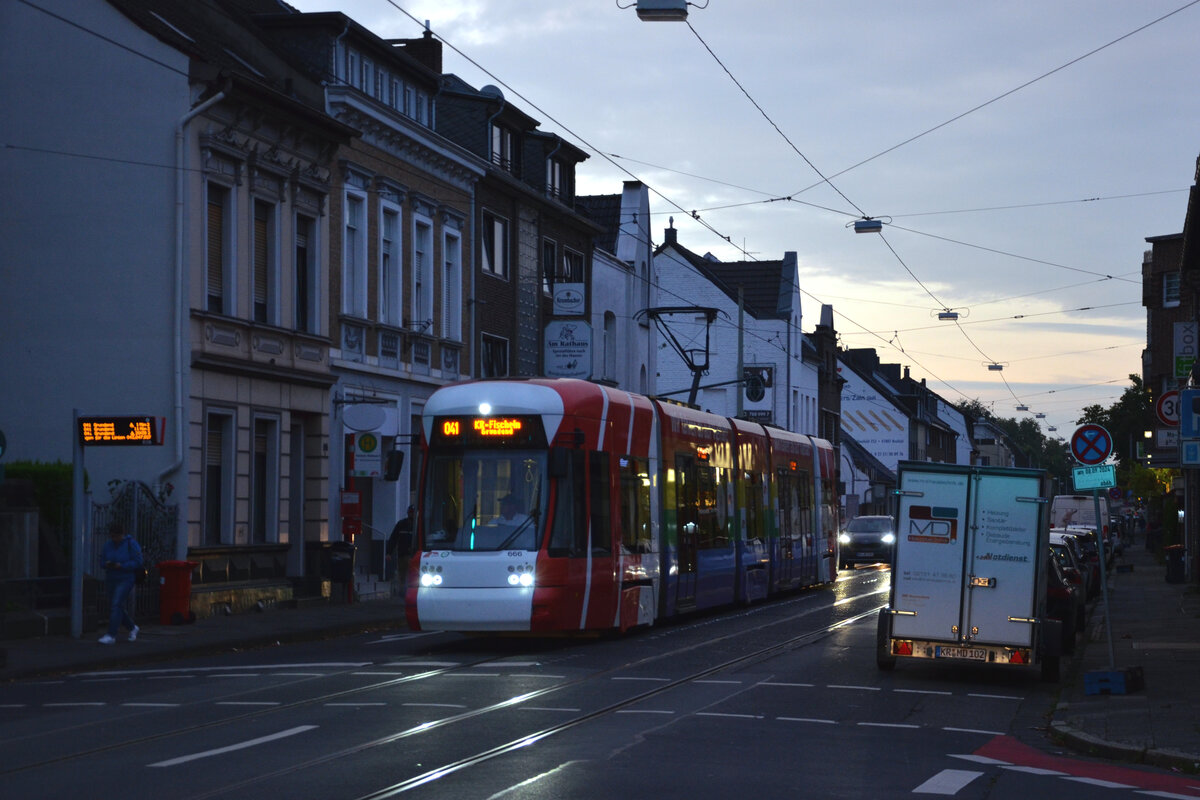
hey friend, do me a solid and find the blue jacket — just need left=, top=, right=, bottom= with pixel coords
left=102, top=535, right=144, bottom=580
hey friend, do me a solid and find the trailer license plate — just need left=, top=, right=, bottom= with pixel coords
left=935, top=646, right=987, bottom=661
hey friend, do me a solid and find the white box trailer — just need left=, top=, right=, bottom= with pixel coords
left=876, top=462, right=1062, bottom=681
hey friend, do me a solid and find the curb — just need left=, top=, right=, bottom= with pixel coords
left=1050, top=721, right=1200, bottom=774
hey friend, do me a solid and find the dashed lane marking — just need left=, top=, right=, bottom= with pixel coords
left=148, top=725, right=318, bottom=768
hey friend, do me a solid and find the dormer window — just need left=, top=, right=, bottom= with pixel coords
left=491, top=124, right=513, bottom=172
left=546, top=157, right=565, bottom=199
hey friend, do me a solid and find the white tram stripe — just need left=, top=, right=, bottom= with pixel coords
left=148, top=725, right=317, bottom=767
left=912, top=769, right=984, bottom=795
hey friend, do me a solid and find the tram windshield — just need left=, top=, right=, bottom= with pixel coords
left=423, top=450, right=548, bottom=552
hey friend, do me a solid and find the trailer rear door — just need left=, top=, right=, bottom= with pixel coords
left=892, top=468, right=970, bottom=643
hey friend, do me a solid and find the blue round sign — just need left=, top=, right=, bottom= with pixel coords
left=1070, top=424, right=1112, bottom=466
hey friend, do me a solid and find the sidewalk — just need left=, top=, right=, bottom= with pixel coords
left=0, top=596, right=407, bottom=681
left=1051, top=540, right=1200, bottom=772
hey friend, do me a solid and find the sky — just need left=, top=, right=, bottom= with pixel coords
left=287, top=0, right=1200, bottom=438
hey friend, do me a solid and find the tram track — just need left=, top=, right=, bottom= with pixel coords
left=1, top=577, right=889, bottom=796
left=178, top=593, right=887, bottom=800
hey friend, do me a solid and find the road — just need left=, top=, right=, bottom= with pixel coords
left=2, top=567, right=1198, bottom=799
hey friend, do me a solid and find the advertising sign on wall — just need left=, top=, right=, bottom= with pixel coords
left=544, top=319, right=592, bottom=379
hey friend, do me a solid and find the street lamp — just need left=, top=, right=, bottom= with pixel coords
left=636, top=0, right=689, bottom=21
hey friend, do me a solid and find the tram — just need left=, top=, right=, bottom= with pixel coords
left=405, top=378, right=839, bottom=634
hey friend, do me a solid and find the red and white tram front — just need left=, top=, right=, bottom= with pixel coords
left=407, top=379, right=654, bottom=634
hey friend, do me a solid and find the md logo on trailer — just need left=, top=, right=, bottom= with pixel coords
left=907, top=506, right=959, bottom=543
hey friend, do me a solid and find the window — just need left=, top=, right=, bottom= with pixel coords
left=344, top=191, right=367, bottom=316
left=413, top=217, right=434, bottom=330
left=251, top=416, right=279, bottom=544
left=481, top=211, right=509, bottom=278
left=619, top=456, right=652, bottom=553
left=561, top=249, right=583, bottom=282
left=1164, top=272, right=1181, bottom=308
left=481, top=334, right=509, bottom=377
left=345, top=48, right=360, bottom=89
left=442, top=230, right=462, bottom=341
left=603, top=311, right=616, bottom=380
left=490, top=124, right=513, bottom=171
left=542, top=239, right=556, bottom=295
left=546, top=158, right=564, bottom=199
left=204, top=410, right=235, bottom=545
left=380, top=204, right=402, bottom=326
left=252, top=199, right=276, bottom=324
left=294, top=213, right=317, bottom=334
left=206, top=183, right=232, bottom=314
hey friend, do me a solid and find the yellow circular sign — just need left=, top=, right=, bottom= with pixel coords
left=358, top=433, right=379, bottom=453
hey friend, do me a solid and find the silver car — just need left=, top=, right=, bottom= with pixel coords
left=839, top=515, right=896, bottom=569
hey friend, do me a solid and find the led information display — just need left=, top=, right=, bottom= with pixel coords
left=78, top=416, right=163, bottom=446
left=430, top=415, right=546, bottom=448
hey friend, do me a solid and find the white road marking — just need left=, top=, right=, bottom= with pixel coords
left=403, top=702, right=467, bottom=709
left=859, top=722, right=921, bottom=729
left=967, top=693, right=1022, bottom=700
left=0, top=704, right=27, bottom=708
left=444, top=673, right=499, bottom=678
left=943, top=727, right=1005, bottom=736
left=476, top=662, right=539, bottom=668
left=272, top=672, right=327, bottom=677
left=148, top=725, right=317, bottom=767
left=216, top=701, right=280, bottom=706
left=695, top=679, right=742, bottom=685
left=149, top=675, right=195, bottom=680
left=520, top=707, right=581, bottom=713
left=760, top=681, right=815, bottom=687
left=696, top=712, right=762, bottom=719
left=123, top=703, right=180, bottom=708
left=1062, top=776, right=1135, bottom=789
left=1000, top=766, right=1066, bottom=776
left=829, top=684, right=882, bottom=691
left=512, top=674, right=566, bottom=679
left=326, top=702, right=387, bottom=707
left=45, top=702, right=105, bottom=707
left=383, top=661, right=459, bottom=667
left=896, top=689, right=952, bottom=696
left=913, top=769, right=984, bottom=795
left=778, top=717, right=836, bottom=724
left=948, top=754, right=1008, bottom=765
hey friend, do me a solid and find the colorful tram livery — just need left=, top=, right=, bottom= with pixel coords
left=406, top=378, right=839, bottom=634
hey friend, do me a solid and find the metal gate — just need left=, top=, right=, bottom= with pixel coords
left=90, top=481, right=178, bottom=622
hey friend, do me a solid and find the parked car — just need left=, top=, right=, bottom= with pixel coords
left=1045, top=547, right=1083, bottom=655
left=838, top=515, right=896, bottom=569
left=1051, top=530, right=1096, bottom=603
left=1058, top=527, right=1103, bottom=599
left=1049, top=533, right=1088, bottom=631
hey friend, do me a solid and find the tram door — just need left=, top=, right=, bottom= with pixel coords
left=775, top=469, right=796, bottom=588
left=674, top=455, right=699, bottom=609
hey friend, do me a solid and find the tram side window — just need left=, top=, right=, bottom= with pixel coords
left=776, top=470, right=794, bottom=540
left=549, top=449, right=588, bottom=556
left=589, top=451, right=612, bottom=555
left=619, top=457, right=652, bottom=553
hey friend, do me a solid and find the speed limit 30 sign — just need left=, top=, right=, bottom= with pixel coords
left=1157, top=389, right=1180, bottom=427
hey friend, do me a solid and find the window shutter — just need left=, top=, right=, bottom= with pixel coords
left=207, top=195, right=224, bottom=303
left=253, top=204, right=268, bottom=307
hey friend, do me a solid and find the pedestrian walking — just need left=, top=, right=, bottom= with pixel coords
left=388, top=505, right=417, bottom=594
left=99, top=520, right=143, bottom=644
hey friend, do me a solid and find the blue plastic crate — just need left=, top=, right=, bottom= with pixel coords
left=1085, top=666, right=1144, bottom=695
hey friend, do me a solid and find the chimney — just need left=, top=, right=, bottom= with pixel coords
left=664, top=216, right=677, bottom=245
left=819, top=304, right=833, bottom=329
left=392, top=21, right=442, bottom=74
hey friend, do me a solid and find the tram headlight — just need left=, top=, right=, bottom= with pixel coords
left=506, top=563, right=535, bottom=587
left=420, top=564, right=445, bottom=587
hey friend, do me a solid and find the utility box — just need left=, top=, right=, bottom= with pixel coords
left=876, top=462, right=1061, bottom=681
left=157, top=560, right=198, bottom=625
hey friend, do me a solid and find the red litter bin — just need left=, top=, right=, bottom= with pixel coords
left=157, top=560, right=199, bottom=625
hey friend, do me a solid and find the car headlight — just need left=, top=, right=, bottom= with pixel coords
left=881, top=533, right=896, bottom=544
left=839, top=533, right=851, bottom=544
